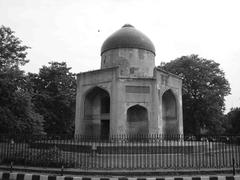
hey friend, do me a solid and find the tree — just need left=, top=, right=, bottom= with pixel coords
left=0, top=26, right=29, bottom=71
left=161, top=54, right=231, bottom=135
left=29, top=62, right=76, bottom=135
left=225, top=107, right=240, bottom=135
left=0, top=25, right=45, bottom=134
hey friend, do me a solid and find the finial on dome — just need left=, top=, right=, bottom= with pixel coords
left=122, top=24, right=134, bottom=28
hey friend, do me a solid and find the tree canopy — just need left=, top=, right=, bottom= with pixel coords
left=0, top=25, right=45, bottom=134
left=29, top=62, right=76, bottom=135
left=0, top=26, right=29, bottom=71
left=0, top=25, right=77, bottom=135
left=224, top=107, right=240, bottom=135
left=161, top=54, right=231, bottom=135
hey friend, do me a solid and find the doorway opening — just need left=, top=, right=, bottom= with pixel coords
left=127, top=105, right=148, bottom=135
left=162, top=89, right=179, bottom=136
left=101, top=120, right=110, bottom=139
left=84, top=87, right=110, bottom=137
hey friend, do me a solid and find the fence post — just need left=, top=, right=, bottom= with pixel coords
left=10, top=161, right=13, bottom=172
left=232, top=157, right=235, bottom=176
left=60, top=165, right=64, bottom=176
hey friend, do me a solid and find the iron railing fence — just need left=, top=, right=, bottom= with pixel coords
left=0, top=134, right=239, bottom=170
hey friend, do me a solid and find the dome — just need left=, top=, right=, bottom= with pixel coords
left=101, top=24, right=155, bottom=55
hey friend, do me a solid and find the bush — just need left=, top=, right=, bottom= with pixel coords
left=1, top=146, right=75, bottom=168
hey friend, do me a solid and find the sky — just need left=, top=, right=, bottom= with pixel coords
left=0, top=0, right=240, bottom=112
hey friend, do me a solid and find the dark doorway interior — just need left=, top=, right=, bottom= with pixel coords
left=84, top=87, right=110, bottom=137
left=101, top=96, right=110, bottom=113
left=127, top=105, right=148, bottom=135
left=101, top=120, right=110, bottom=139
left=162, top=89, right=179, bottom=135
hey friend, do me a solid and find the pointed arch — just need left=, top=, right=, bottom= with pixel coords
left=83, top=86, right=110, bottom=138
left=162, top=89, right=179, bottom=135
left=127, top=105, right=148, bottom=135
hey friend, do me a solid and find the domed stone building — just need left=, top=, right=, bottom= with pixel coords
left=75, top=24, right=183, bottom=138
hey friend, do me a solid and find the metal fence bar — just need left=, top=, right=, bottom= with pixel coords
left=0, top=134, right=239, bottom=170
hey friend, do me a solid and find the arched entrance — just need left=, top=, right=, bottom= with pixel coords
left=127, top=105, right=148, bottom=135
left=84, top=87, right=110, bottom=138
left=162, top=89, right=179, bottom=136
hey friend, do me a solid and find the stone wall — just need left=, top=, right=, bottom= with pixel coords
left=101, top=48, right=155, bottom=77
